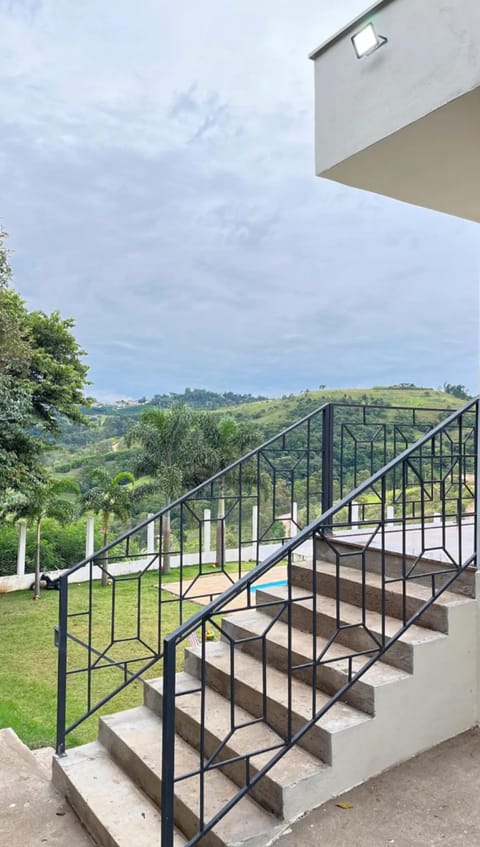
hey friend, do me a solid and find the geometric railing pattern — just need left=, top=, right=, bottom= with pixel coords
left=160, top=398, right=478, bottom=845
left=55, top=401, right=459, bottom=753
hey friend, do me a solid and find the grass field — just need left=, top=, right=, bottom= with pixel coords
left=0, top=563, right=253, bottom=751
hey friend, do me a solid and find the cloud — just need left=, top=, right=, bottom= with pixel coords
left=0, top=0, right=478, bottom=400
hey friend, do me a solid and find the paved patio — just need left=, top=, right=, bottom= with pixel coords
left=0, top=728, right=93, bottom=846
left=279, top=728, right=480, bottom=847
left=3, top=726, right=480, bottom=845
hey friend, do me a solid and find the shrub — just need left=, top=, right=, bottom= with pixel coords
left=0, top=518, right=103, bottom=576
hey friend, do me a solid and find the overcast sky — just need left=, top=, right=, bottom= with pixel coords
left=0, top=0, right=478, bottom=401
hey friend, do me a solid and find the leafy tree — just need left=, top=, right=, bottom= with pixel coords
left=10, top=477, right=80, bottom=599
left=0, top=228, right=91, bottom=504
left=442, top=383, right=472, bottom=401
left=126, top=405, right=205, bottom=573
left=82, top=469, right=156, bottom=585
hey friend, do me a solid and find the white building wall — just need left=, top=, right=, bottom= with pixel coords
left=313, top=0, right=480, bottom=174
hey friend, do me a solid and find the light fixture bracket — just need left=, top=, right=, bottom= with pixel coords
left=351, top=24, right=388, bottom=59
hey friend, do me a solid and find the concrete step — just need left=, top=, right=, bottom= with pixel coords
left=291, top=559, right=471, bottom=633
left=143, top=670, right=328, bottom=820
left=181, top=641, right=371, bottom=763
left=99, top=706, right=284, bottom=847
left=254, top=584, right=445, bottom=673
left=314, top=538, right=476, bottom=598
left=216, top=610, right=409, bottom=715
left=52, top=741, right=182, bottom=847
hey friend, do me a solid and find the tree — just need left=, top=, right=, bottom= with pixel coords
left=126, top=405, right=205, bottom=573
left=0, top=228, right=91, bottom=504
left=11, top=477, right=80, bottom=599
left=82, top=469, right=155, bottom=586
left=442, top=383, right=472, bottom=401
left=194, top=415, right=260, bottom=568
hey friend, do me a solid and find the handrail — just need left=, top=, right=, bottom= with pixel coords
left=58, top=401, right=455, bottom=579
left=55, top=399, right=462, bottom=754
left=163, top=397, right=477, bottom=644
left=160, top=396, right=478, bottom=846
left=57, top=400, right=329, bottom=578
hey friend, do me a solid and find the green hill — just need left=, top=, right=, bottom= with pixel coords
left=49, top=385, right=463, bottom=483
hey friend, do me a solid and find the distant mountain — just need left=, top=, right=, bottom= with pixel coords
left=87, top=388, right=268, bottom=416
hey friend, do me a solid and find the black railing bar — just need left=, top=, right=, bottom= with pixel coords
left=164, top=398, right=478, bottom=648
left=58, top=402, right=460, bottom=581
left=65, top=654, right=156, bottom=677
left=63, top=652, right=163, bottom=738
left=330, top=517, right=474, bottom=536
left=58, top=401, right=333, bottom=578
left=175, top=685, right=203, bottom=698
left=204, top=729, right=235, bottom=771
left=324, top=403, right=458, bottom=413
left=255, top=593, right=315, bottom=606
left=175, top=741, right=286, bottom=783
left=180, top=552, right=475, bottom=847
left=63, top=628, right=121, bottom=662
left=292, top=648, right=380, bottom=672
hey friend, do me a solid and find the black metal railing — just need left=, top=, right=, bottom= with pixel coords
left=160, top=398, right=478, bottom=846
left=55, top=401, right=458, bottom=752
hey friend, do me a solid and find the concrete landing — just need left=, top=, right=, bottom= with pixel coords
left=0, top=728, right=93, bottom=846
left=277, top=728, right=480, bottom=847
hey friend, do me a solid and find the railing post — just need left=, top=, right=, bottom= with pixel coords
left=322, top=404, right=334, bottom=515
left=56, top=576, right=68, bottom=755
left=161, top=638, right=177, bottom=847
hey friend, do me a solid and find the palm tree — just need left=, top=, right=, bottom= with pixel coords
left=126, top=405, right=203, bottom=574
left=82, top=469, right=154, bottom=586
left=12, top=476, right=80, bottom=599
left=194, top=415, right=260, bottom=568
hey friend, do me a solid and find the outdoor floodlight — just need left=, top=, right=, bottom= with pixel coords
left=351, top=23, right=388, bottom=59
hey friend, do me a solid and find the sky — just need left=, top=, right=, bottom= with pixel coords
left=0, top=0, right=478, bottom=402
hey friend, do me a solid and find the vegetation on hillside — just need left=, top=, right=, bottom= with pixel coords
left=0, top=228, right=91, bottom=508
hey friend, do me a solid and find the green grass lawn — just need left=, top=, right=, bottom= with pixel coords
left=0, top=562, right=255, bottom=751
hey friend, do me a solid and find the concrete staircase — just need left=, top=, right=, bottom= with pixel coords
left=53, top=547, right=478, bottom=847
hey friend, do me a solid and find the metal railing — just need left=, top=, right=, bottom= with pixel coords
left=160, top=398, right=478, bottom=845
left=55, top=401, right=458, bottom=753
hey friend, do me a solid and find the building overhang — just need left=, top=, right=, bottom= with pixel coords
left=311, top=0, right=480, bottom=222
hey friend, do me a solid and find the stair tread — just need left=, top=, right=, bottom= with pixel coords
left=298, top=559, right=472, bottom=607
left=53, top=741, right=186, bottom=847
left=182, top=641, right=372, bottom=732
left=256, top=584, right=444, bottom=645
left=102, top=705, right=282, bottom=845
left=147, top=670, right=327, bottom=784
left=222, top=610, right=410, bottom=686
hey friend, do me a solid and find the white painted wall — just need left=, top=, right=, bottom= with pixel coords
left=313, top=0, right=480, bottom=174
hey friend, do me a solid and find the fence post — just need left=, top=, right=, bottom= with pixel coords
left=351, top=502, right=359, bottom=532
left=291, top=502, right=298, bottom=537
left=204, top=509, right=211, bottom=555
left=85, top=516, right=95, bottom=558
left=146, top=515, right=155, bottom=555
left=322, top=404, right=334, bottom=516
left=16, top=520, right=27, bottom=576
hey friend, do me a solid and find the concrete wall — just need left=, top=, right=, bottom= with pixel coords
left=313, top=0, right=480, bottom=171
left=0, top=543, right=291, bottom=593
left=312, top=0, right=480, bottom=220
